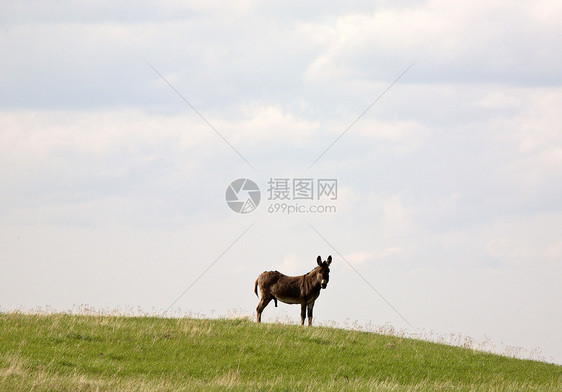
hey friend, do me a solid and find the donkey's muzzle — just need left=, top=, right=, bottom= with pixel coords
left=321, top=280, right=328, bottom=289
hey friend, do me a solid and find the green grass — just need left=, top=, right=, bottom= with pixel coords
left=0, top=312, right=560, bottom=391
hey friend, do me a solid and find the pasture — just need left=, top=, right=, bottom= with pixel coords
left=0, top=312, right=560, bottom=391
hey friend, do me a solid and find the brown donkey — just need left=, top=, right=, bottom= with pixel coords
left=254, top=255, right=332, bottom=326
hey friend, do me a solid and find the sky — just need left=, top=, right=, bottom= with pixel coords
left=1, top=0, right=561, bottom=363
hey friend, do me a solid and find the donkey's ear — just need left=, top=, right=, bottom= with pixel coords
left=327, top=255, right=332, bottom=265
left=317, top=255, right=322, bottom=266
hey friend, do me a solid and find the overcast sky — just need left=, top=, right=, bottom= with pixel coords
left=1, top=0, right=561, bottom=363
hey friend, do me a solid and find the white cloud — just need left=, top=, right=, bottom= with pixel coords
left=304, top=0, right=562, bottom=85
left=277, top=253, right=310, bottom=275
left=218, top=105, right=320, bottom=146
left=0, top=110, right=203, bottom=158
left=344, top=251, right=374, bottom=265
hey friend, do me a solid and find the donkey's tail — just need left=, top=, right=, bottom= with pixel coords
left=254, top=278, right=259, bottom=298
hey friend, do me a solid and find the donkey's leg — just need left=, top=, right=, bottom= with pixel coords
left=256, top=296, right=272, bottom=323
left=300, top=303, right=307, bottom=325
left=307, top=302, right=315, bottom=326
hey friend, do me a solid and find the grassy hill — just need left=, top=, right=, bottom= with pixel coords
left=0, top=312, right=560, bottom=391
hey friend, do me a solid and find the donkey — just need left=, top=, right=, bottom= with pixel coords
left=254, top=255, right=332, bottom=326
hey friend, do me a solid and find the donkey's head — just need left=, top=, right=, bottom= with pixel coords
left=316, top=255, right=332, bottom=289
